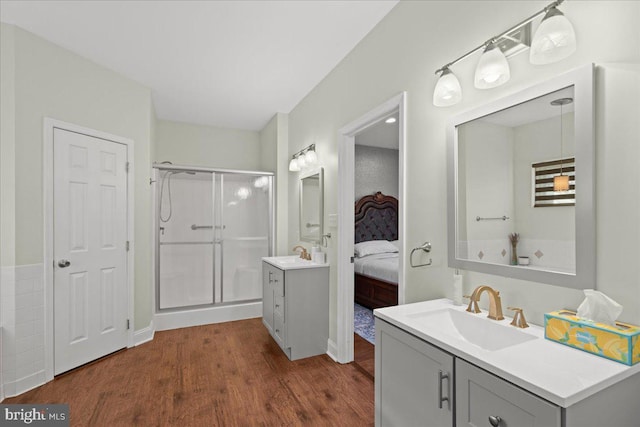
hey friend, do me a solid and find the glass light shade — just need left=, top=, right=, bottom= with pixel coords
left=474, top=44, right=510, bottom=89
left=297, top=152, right=307, bottom=169
left=304, top=149, right=318, bottom=166
left=433, top=68, right=462, bottom=107
left=288, top=158, right=300, bottom=172
left=530, top=7, right=576, bottom=65
left=554, top=174, right=570, bottom=191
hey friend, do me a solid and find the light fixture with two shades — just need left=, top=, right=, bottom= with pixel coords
left=288, top=144, right=318, bottom=172
left=433, top=0, right=577, bottom=107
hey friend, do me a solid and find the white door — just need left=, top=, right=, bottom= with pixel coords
left=53, top=128, right=128, bottom=375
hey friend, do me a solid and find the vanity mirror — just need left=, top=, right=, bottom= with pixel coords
left=447, top=64, right=595, bottom=289
left=300, top=168, right=324, bottom=244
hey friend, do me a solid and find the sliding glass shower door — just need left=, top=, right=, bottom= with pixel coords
left=156, top=167, right=273, bottom=311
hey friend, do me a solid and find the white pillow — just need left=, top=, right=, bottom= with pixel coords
left=354, top=240, right=399, bottom=258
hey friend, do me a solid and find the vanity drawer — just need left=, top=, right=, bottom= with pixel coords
left=273, top=313, right=286, bottom=348
left=271, top=268, right=285, bottom=296
left=274, top=294, right=285, bottom=319
left=456, top=359, right=560, bottom=427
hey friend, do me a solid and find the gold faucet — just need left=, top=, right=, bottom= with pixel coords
left=507, top=307, right=529, bottom=328
left=466, top=285, right=504, bottom=320
left=292, top=245, right=311, bottom=260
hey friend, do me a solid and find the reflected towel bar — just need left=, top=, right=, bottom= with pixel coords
left=476, top=216, right=510, bottom=222
left=410, top=242, right=433, bottom=268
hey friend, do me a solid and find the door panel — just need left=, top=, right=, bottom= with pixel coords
left=220, top=174, right=271, bottom=303
left=54, top=128, right=128, bottom=375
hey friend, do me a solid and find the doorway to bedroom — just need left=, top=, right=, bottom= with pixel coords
left=336, top=92, right=406, bottom=371
left=353, top=121, right=400, bottom=377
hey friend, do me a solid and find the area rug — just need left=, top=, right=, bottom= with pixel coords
left=354, top=303, right=375, bottom=344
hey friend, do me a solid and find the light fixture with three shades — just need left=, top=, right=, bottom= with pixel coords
left=288, top=144, right=318, bottom=172
left=433, top=0, right=577, bottom=107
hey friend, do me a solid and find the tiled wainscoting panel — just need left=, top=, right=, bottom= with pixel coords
left=1, top=264, right=46, bottom=397
left=460, top=239, right=575, bottom=271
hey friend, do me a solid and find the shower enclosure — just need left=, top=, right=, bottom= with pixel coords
left=154, top=164, right=274, bottom=312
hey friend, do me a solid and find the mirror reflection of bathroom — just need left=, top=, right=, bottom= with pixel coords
left=456, top=86, right=575, bottom=274
left=299, top=169, right=323, bottom=244
left=352, top=111, right=400, bottom=377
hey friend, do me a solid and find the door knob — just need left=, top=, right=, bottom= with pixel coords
left=57, top=259, right=71, bottom=268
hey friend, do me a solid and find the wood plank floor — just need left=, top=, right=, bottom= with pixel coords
left=353, top=334, right=375, bottom=380
left=5, top=318, right=374, bottom=426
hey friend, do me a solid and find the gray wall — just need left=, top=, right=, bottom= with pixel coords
left=1, top=23, right=154, bottom=329
left=287, top=0, right=640, bottom=346
left=355, top=145, right=399, bottom=201
left=155, top=119, right=261, bottom=170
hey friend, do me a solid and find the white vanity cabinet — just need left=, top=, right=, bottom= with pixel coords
left=376, top=311, right=640, bottom=427
left=262, top=259, right=329, bottom=361
left=376, top=319, right=559, bottom=427
left=375, top=319, right=454, bottom=427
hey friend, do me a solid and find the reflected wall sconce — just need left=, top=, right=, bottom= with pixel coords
left=433, top=0, right=576, bottom=107
left=289, top=143, right=318, bottom=172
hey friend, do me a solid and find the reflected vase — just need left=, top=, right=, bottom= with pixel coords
left=511, top=244, right=518, bottom=265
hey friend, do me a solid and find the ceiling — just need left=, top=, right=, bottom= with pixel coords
left=0, top=0, right=398, bottom=131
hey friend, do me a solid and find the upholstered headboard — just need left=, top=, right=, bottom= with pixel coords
left=355, top=192, right=398, bottom=244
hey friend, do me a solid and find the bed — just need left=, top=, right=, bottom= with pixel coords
left=354, top=192, right=399, bottom=310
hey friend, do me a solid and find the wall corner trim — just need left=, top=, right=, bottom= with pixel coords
left=134, top=321, right=155, bottom=346
left=326, top=339, right=339, bottom=362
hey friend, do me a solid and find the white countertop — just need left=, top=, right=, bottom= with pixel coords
left=262, top=256, right=328, bottom=271
left=374, top=298, right=640, bottom=408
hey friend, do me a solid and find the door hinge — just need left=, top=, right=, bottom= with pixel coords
left=126, top=241, right=130, bottom=251
left=127, top=319, right=130, bottom=330
left=125, top=162, right=130, bottom=173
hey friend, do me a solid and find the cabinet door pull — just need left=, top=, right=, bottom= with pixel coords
left=438, top=370, right=449, bottom=409
left=488, top=415, right=502, bottom=426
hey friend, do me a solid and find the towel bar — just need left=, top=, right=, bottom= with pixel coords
left=410, top=242, right=433, bottom=268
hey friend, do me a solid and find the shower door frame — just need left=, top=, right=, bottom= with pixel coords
left=153, top=163, right=275, bottom=313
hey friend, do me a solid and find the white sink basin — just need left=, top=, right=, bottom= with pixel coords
left=406, top=308, right=536, bottom=351
left=263, top=256, right=326, bottom=270
left=273, top=256, right=310, bottom=264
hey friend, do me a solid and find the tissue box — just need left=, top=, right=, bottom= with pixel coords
left=545, top=310, right=640, bottom=366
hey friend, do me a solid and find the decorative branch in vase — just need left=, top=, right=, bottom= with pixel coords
left=508, top=233, right=520, bottom=266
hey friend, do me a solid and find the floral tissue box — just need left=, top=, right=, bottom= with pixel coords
left=544, top=310, right=640, bottom=366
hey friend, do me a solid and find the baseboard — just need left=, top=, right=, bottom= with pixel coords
left=154, top=301, right=262, bottom=331
left=3, top=370, right=46, bottom=398
left=326, top=338, right=338, bottom=362
left=134, top=320, right=155, bottom=346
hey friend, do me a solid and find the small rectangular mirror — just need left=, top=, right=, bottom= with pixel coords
left=447, top=64, right=595, bottom=289
left=300, top=168, right=324, bottom=243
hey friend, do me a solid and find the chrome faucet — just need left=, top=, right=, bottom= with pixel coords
left=466, top=285, right=504, bottom=320
left=292, top=245, right=310, bottom=260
